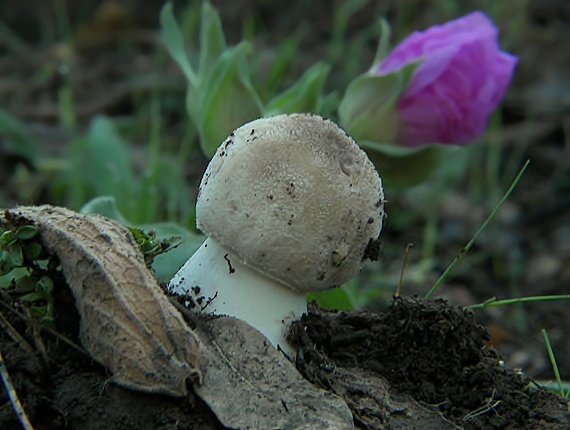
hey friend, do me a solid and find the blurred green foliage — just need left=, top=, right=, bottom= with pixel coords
left=0, top=0, right=530, bottom=310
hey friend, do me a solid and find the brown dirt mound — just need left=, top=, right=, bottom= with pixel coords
left=1, top=292, right=568, bottom=429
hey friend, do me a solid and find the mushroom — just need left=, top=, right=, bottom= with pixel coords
left=168, top=113, right=384, bottom=355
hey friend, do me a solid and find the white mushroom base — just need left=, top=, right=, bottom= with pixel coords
left=167, top=238, right=307, bottom=357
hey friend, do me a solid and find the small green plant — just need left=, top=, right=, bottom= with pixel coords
left=0, top=224, right=41, bottom=275
left=0, top=210, right=184, bottom=329
left=0, top=217, right=55, bottom=326
left=128, top=226, right=182, bottom=268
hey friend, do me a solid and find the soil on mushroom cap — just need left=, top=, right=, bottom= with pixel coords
left=292, top=298, right=569, bottom=429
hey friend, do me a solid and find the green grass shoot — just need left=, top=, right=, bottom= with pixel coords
left=541, top=329, right=570, bottom=409
left=424, top=159, right=530, bottom=299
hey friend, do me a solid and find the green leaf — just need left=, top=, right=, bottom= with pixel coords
left=307, top=283, right=358, bottom=311
left=84, top=116, right=138, bottom=214
left=40, top=315, right=55, bottom=325
left=1, top=229, right=16, bottom=244
left=79, top=196, right=131, bottom=225
left=160, top=2, right=201, bottom=126
left=338, top=61, right=418, bottom=143
left=263, top=26, right=308, bottom=95
left=154, top=155, right=194, bottom=222
left=160, top=2, right=197, bottom=86
left=326, top=0, right=368, bottom=63
left=0, top=257, right=13, bottom=276
left=8, top=244, right=23, bottom=267
left=28, top=305, right=49, bottom=320
left=0, top=108, right=36, bottom=161
left=198, top=1, right=226, bottom=78
left=360, top=141, right=460, bottom=188
left=199, top=41, right=262, bottom=157
left=18, top=291, right=44, bottom=303
left=36, top=276, right=54, bottom=295
left=15, top=225, right=38, bottom=240
left=264, top=62, right=330, bottom=116
left=19, top=291, right=44, bottom=303
left=23, top=242, right=42, bottom=260
left=14, top=275, right=36, bottom=293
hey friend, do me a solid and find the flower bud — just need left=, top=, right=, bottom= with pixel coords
left=376, top=11, right=517, bottom=146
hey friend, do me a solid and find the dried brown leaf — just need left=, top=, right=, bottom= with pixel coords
left=4, top=205, right=203, bottom=397
left=319, top=366, right=459, bottom=429
left=190, top=315, right=355, bottom=429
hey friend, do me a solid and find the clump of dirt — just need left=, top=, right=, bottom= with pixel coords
left=1, top=286, right=568, bottom=429
left=293, top=298, right=569, bottom=429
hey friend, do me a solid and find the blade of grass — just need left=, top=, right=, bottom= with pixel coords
left=468, top=295, right=570, bottom=310
left=0, top=19, right=33, bottom=56
left=54, top=0, right=74, bottom=46
left=424, top=159, right=530, bottom=299
left=325, top=0, right=369, bottom=63
left=541, top=329, right=567, bottom=404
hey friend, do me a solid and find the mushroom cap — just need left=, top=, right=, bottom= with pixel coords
left=196, top=113, right=385, bottom=293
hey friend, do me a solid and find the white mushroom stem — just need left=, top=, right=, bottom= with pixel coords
left=168, top=238, right=307, bottom=357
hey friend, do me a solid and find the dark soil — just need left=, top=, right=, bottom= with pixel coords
left=0, top=284, right=223, bottom=430
left=293, top=299, right=569, bottom=429
left=1, top=290, right=568, bottom=429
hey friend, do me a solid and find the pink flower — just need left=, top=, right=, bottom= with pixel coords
left=376, top=11, right=517, bottom=146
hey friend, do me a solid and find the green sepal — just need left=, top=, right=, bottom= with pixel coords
left=360, top=141, right=461, bottom=188
left=338, top=61, right=418, bottom=143
left=370, top=18, right=392, bottom=71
